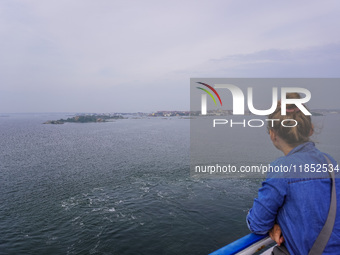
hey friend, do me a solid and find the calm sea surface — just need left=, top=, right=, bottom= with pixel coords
left=0, top=113, right=339, bottom=255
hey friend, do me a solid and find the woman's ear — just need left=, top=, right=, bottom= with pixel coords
left=309, top=124, right=314, bottom=137
left=269, top=129, right=276, bottom=142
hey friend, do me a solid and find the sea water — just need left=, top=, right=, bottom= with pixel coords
left=0, top=113, right=338, bottom=254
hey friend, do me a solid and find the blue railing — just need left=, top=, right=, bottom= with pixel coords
left=209, top=233, right=270, bottom=255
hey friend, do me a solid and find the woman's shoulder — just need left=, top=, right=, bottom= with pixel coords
left=270, top=156, right=286, bottom=166
left=322, top=152, right=337, bottom=164
left=269, top=153, right=302, bottom=167
left=269, top=145, right=339, bottom=179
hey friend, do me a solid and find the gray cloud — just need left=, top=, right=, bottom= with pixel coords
left=0, top=0, right=340, bottom=112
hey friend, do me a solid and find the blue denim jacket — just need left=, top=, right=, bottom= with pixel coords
left=247, top=142, right=340, bottom=255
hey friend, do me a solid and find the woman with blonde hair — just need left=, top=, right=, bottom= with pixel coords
left=247, top=93, right=340, bottom=254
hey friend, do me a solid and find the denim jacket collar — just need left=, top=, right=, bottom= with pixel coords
left=286, top=141, right=315, bottom=157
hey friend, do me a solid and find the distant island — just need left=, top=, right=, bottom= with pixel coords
left=44, top=111, right=191, bottom=124
left=43, top=109, right=338, bottom=124
left=44, top=114, right=124, bottom=124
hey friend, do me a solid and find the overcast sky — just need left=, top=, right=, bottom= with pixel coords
left=1, top=0, right=340, bottom=113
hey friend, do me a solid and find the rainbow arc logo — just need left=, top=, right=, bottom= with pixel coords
left=196, top=82, right=222, bottom=107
